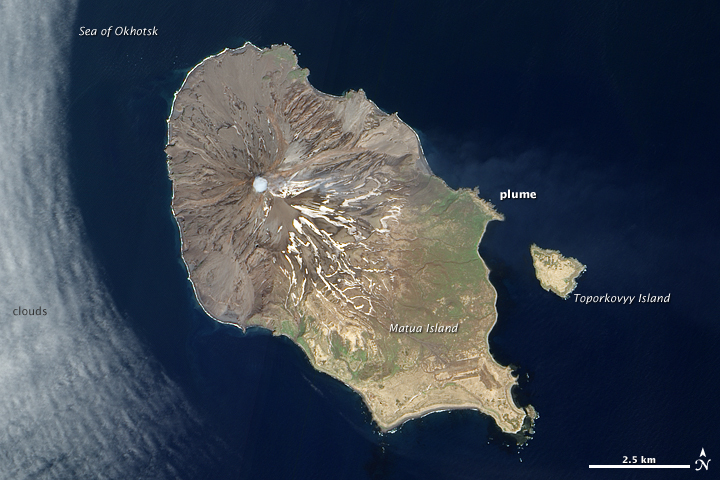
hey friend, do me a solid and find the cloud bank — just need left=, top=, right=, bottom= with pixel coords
left=0, top=1, right=221, bottom=478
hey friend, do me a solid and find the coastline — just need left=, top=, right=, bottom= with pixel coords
left=530, top=244, right=586, bottom=299
left=166, top=42, right=534, bottom=439
left=368, top=380, right=534, bottom=436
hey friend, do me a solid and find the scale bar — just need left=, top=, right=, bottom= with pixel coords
left=589, top=465, right=690, bottom=469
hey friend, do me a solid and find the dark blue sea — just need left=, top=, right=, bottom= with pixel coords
left=67, top=1, right=720, bottom=478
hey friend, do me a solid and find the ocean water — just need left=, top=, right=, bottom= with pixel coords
left=4, top=0, right=717, bottom=478
left=0, top=1, right=229, bottom=479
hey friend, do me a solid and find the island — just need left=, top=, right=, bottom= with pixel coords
left=166, top=43, right=534, bottom=436
left=530, top=244, right=586, bottom=299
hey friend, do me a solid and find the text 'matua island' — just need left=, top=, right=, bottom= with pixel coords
left=530, top=244, right=586, bottom=299
left=166, top=43, right=534, bottom=435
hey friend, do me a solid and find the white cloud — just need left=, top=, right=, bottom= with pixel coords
left=0, top=2, right=221, bottom=478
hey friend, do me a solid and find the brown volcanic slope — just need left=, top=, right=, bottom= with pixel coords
left=166, top=43, right=532, bottom=433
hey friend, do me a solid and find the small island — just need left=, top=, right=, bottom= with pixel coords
left=530, top=244, right=586, bottom=299
left=166, top=43, right=534, bottom=436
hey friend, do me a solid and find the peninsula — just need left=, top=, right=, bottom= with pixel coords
left=166, top=43, right=534, bottom=435
left=530, top=244, right=586, bottom=299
